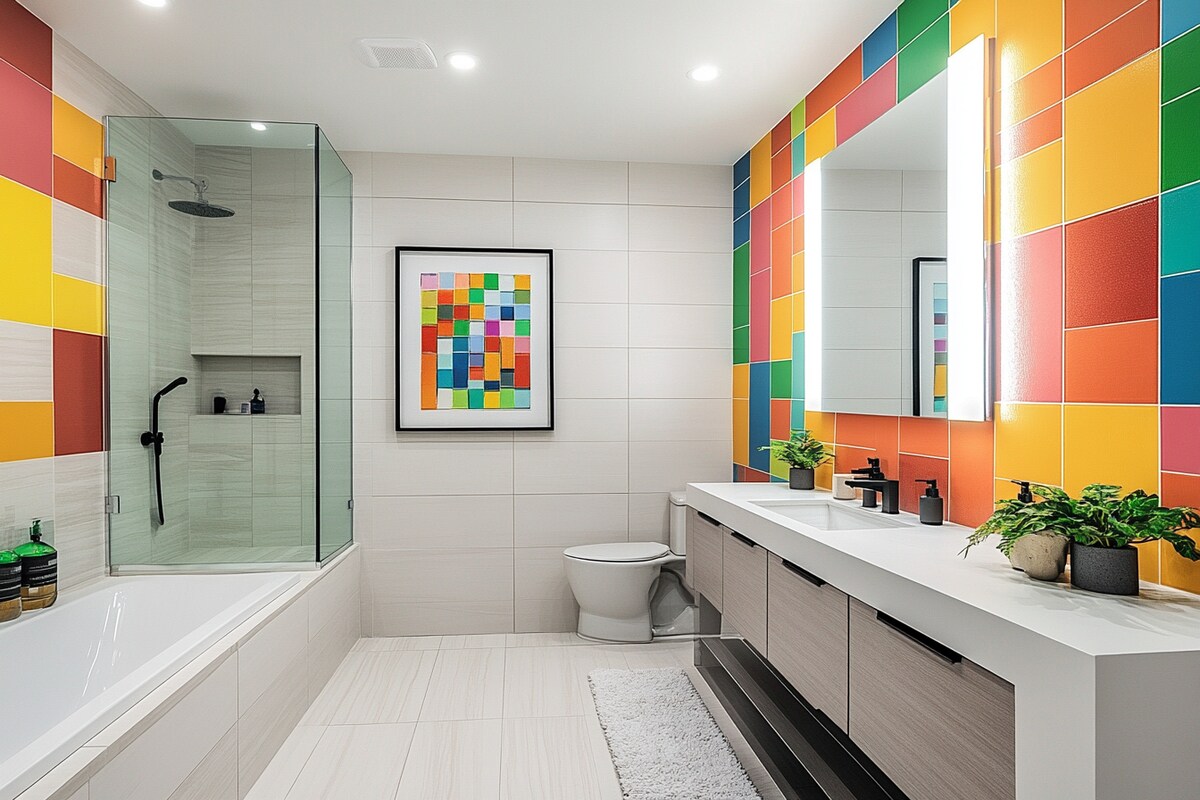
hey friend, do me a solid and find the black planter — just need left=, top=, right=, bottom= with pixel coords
left=1069, top=542, right=1139, bottom=596
left=789, top=467, right=815, bottom=490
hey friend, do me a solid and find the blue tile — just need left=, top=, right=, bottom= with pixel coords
left=1162, top=272, right=1200, bottom=403
left=791, top=333, right=805, bottom=399
left=791, top=132, right=806, bottom=177
left=863, top=11, right=898, bottom=79
left=734, top=179, right=750, bottom=219
left=734, top=152, right=751, bottom=186
left=1163, top=181, right=1200, bottom=276
left=1164, top=0, right=1200, bottom=42
left=749, top=362, right=771, bottom=472
left=734, top=212, right=750, bottom=249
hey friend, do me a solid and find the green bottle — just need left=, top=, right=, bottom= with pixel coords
left=0, top=550, right=20, bottom=622
left=13, top=520, right=56, bottom=610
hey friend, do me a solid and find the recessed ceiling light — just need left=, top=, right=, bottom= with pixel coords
left=447, top=52, right=477, bottom=71
left=688, top=64, right=719, bottom=82
left=138, top=0, right=167, bottom=7
left=250, top=122, right=267, bottom=132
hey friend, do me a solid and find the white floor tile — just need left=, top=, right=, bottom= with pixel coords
left=353, top=635, right=443, bottom=652
left=420, top=648, right=506, bottom=721
left=285, top=724, right=415, bottom=800
left=500, top=717, right=616, bottom=800
left=440, top=633, right=508, bottom=649
left=243, top=726, right=324, bottom=800
left=394, top=720, right=503, bottom=800
left=302, top=651, right=436, bottom=724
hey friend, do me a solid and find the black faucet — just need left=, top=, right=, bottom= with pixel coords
left=845, top=458, right=900, bottom=514
left=850, top=457, right=884, bottom=480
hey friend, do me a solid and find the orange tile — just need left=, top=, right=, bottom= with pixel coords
left=0, top=402, right=53, bottom=461
left=999, top=103, right=1061, bottom=164
left=806, top=46, right=863, bottom=126
left=998, top=140, right=1063, bottom=240
left=1063, top=52, right=1159, bottom=221
left=994, top=402, right=1062, bottom=485
left=771, top=224, right=792, bottom=298
left=1062, top=404, right=1158, bottom=495
left=750, top=134, right=772, bottom=208
left=733, top=364, right=749, bottom=399
left=1000, top=55, right=1062, bottom=128
left=805, top=410, right=836, bottom=443
left=52, top=156, right=103, bottom=218
left=1064, top=321, right=1157, bottom=404
left=836, top=414, right=900, bottom=475
left=1065, top=0, right=1143, bottom=47
left=51, top=96, right=104, bottom=177
left=791, top=291, right=805, bottom=333
left=772, top=142, right=792, bottom=193
left=733, top=398, right=750, bottom=465
left=900, top=416, right=950, bottom=458
left=1163, top=472, right=1200, bottom=507
left=997, top=0, right=1064, bottom=87
left=1064, top=0, right=1157, bottom=95
left=950, top=419, right=996, bottom=527
left=770, top=297, right=792, bottom=360
left=805, top=110, right=837, bottom=164
left=951, top=0, right=997, bottom=54
left=771, top=183, right=792, bottom=229
left=771, top=398, right=791, bottom=442
left=791, top=214, right=805, bottom=254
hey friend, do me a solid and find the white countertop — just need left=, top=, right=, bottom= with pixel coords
left=687, top=482, right=1200, bottom=662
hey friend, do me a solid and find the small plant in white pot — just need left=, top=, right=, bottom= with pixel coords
left=760, top=430, right=831, bottom=490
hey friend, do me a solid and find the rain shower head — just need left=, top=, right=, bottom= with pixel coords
left=152, top=168, right=235, bottom=218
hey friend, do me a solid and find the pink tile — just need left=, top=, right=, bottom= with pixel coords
left=837, top=57, right=898, bottom=145
left=0, top=58, right=52, bottom=194
left=750, top=270, right=771, bottom=362
left=1162, top=407, right=1200, bottom=475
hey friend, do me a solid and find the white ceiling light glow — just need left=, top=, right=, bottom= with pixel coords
left=688, top=64, right=719, bottom=82
left=250, top=122, right=267, bottom=131
left=138, top=0, right=167, bottom=7
left=447, top=52, right=477, bottom=70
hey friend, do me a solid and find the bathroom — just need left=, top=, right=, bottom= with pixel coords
left=1, top=0, right=1198, bottom=797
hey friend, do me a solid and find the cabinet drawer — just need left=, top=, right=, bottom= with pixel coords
left=849, top=599, right=1015, bottom=800
left=687, top=508, right=724, bottom=612
left=722, top=529, right=768, bottom=653
left=766, top=554, right=849, bottom=732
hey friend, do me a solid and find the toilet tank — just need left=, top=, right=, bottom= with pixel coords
left=669, top=491, right=688, bottom=555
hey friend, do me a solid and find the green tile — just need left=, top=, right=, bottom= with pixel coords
left=514, top=289, right=530, bottom=304
left=770, top=360, right=792, bottom=398
left=791, top=333, right=805, bottom=399
left=790, top=99, right=806, bottom=139
left=769, top=447, right=790, bottom=481
left=500, top=388, right=515, bottom=408
left=484, top=273, right=498, bottom=290
left=453, top=320, right=470, bottom=335
left=733, top=244, right=750, bottom=327
left=468, top=389, right=484, bottom=408
left=897, top=0, right=948, bottom=49
left=452, top=389, right=468, bottom=409
left=791, top=132, right=806, bottom=178
left=469, top=288, right=484, bottom=303
left=1163, top=26, right=1200, bottom=103
left=1164, top=90, right=1200, bottom=191
left=733, top=326, right=750, bottom=364
left=421, top=308, right=436, bottom=325
left=1163, top=181, right=1200, bottom=276
left=898, top=13, right=949, bottom=101
left=515, top=319, right=530, bottom=336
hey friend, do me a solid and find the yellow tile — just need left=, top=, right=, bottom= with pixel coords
left=0, top=402, right=53, bottom=462
left=791, top=252, right=805, bottom=293
left=1063, top=52, right=1160, bottom=222
left=733, top=398, right=750, bottom=465
left=806, top=410, right=836, bottom=444
left=791, top=291, right=805, bottom=333
left=1137, top=540, right=1161, bottom=585
left=52, top=96, right=104, bottom=177
left=997, top=0, right=1062, bottom=87
left=1062, top=404, right=1158, bottom=496
left=998, top=140, right=1062, bottom=240
left=733, top=364, right=749, bottom=399
left=750, top=134, right=772, bottom=208
left=951, top=0, right=996, bottom=54
left=815, top=461, right=834, bottom=490
left=0, top=178, right=52, bottom=327
left=52, top=275, right=105, bottom=335
left=994, top=402, right=1062, bottom=486
left=483, top=392, right=500, bottom=409
left=770, top=296, right=791, bottom=360
left=806, top=110, right=836, bottom=164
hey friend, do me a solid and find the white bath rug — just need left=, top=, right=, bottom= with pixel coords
left=589, top=667, right=762, bottom=800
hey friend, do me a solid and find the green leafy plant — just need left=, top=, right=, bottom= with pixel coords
left=759, top=429, right=831, bottom=470
left=963, top=483, right=1200, bottom=560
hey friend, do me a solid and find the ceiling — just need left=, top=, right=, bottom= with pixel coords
left=824, top=71, right=947, bottom=172
left=25, top=0, right=898, bottom=164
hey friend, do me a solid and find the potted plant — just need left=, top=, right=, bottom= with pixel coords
left=962, top=483, right=1069, bottom=581
left=760, top=430, right=830, bottom=490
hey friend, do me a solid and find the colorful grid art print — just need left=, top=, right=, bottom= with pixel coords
left=396, top=248, right=554, bottom=431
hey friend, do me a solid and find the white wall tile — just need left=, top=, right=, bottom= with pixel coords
left=351, top=298, right=394, bottom=348
left=52, top=200, right=104, bottom=284
left=372, top=442, right=514, bottom=496
left=0, top=321, right=53, bottom=402
left=900, top=211, right=947, bottom=260
left=628, top=440, right=732, bottom=493
left=628, top=304, right=730, bottom=349
left=372, top=153, right=513, bottom=200
left=823, top=306, right=903, bottom=349
left=552, top=250, right=629, bottom=303
left=513, top=494, right=629, bottom=547
left=367, top=495, right=515, bottom=549
left=553, top=348, right=629, bottom=399
left=902, top=170, right=947, bottom=212
left=823, top=169, right=902, bottom=212
left=823, top=209, right=902, bottom=258
left=628, top=163, right=731, bottom=208
left=53, top=453, right=107, bottom=590
left=339, top=150, right=373, bottom=198
left=372, top=198, right=513, bottom=248
left=823, top=256, right=906, bottom=309
left=628, top=205, right=730, bottom=252
left=365, top=548, right=515, bottom=636
left=514, top=158, right=628, bottom=204
left=553, top=303, right=628, bottom=348
left=628, top=348, right=731, bottom=399
left=350, top=246, right=394, bottom=304
left=628, top=492, right=671, bottom=544
left=514, top=399, right=628, bottom=442
left=628, top=398, right=729, bottom=441
left=0, top=457, right=55, bottom=552
left=628, top=251, right=730, bottom=305
left=237, top=596, right=308, bottom=715
left=513, top=203, right=628, bottom=251
left=513, top=441, right=628, bottom=495
left=514, top=547, right=578, bottom=633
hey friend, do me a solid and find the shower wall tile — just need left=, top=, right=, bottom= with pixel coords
left=0, top=56, right=52, bottom=195
left=0, top=320, right=52, bottom=401
left=52, top=95, right=104, bottom=177
left=52, top=329, right=103, bottom=455
left=52, top=199, right=104, bottom=283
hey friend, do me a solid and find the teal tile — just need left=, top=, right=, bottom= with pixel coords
left=770, top=360, right=792, bottom=398
left=790, top=400, right=806, bottom=431
left=1164, top=90, right=1200, bottom=191
left=791, top=333, right=805, bottom=399
left=1163, top=182, right=1200, bottom=275
left=791, top=132, right=806, bottom=178
left=1163, top=26, right=1200, bottom=103
left=733, top=244, right=750, bottom=327
left=733, top=326, right=750, bottom=364
left=898, top=0, right=948, bottom=49
left=898, top=13, right=949, bottom=101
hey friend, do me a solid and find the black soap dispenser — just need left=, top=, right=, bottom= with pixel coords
left=1011, top=479, right=1035, bottom=503
left=916, top=479, right=943, bottom=525
left=250, top=388, right=265, bottom=415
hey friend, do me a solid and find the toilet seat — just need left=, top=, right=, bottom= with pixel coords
left=563, top=542, right=671, bottom=563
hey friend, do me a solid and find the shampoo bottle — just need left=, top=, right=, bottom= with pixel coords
left=14, top=520, right=57, bottom=610
left=916, top=479, right=943, bottom=525
left=0, top=550, right=21, bottom=622
left=250, top=388, right=265, bottom=415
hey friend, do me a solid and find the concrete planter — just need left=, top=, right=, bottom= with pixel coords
left=1069, top=542, right=1139, bottom=596
left=789, top=467, right=815, bottom=490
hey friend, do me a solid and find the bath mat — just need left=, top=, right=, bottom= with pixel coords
left=588, top=667, right=762, bottom=800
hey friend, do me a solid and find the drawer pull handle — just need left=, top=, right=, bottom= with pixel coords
left=729, top=531, right=758, bottom=549
left=697, top=511, right=722, bottom=527
left=781, top=559, right=825, bottom=587
left=876, top=612, right=962, bottom=665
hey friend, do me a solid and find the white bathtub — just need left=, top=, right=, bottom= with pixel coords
left=0, top=572, right=301, bottom=800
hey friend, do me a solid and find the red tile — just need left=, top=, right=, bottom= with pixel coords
left=1064, top=198, right=1158, bottom=328
left=771, top=115, right=791, bottom=155
left=771, top=183, right=792, bottom=229
left=999, top=103, right=1062, bottom=164
left=0, top=0, right=52, bottom=88
left=898, top=454, right=950, bottom=516
left=1065, top=0, right=1145, bottom=47
left=999, top=56, right=1062, bottom=126
left=743, top=467, right=772, bottom=483
left=771, top=142, right=792, bottom=193
left=771, top=224, right=792, bottom=298
left=1163, top=471, right=1200, bottom=506
left=949, top=419, right=996, bottom=527
left=899, top=416, right=949, bottom=458
left=1162, top=407, right=1200, bottom=475
left=1065, top=0, right=1158, bottom=95
left=771, top=399, right=791, bottom=442
left=53, top=330, right=104, bottom=455
left=0, top=59, right=51, bottom=194
left=791, top=177, right=804, bottom=218
left=750, top=270, right=771, bottom=362
left=837, top=58, right=897, bottom=145
left=750, top=200, right=771, bottom=273
left=53, top=156, right=104, bottom=218
left=806, top=46, right=864, bottom=126
left=1064, top=320, right=1158, bottom=403
left=996, top=226, right=1063, bottom=402
left=836, top=414, right=899, bottom=475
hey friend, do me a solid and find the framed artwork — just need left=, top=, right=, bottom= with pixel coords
left=395, top=247, right=554, bottom=430
left=911, top=257, right=948, bottom=418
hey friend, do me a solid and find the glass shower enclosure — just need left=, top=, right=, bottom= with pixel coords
left=105, top=117, right=352, bottom=570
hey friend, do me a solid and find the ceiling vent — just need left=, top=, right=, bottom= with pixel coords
left=357, top=39, right=438, bottom=70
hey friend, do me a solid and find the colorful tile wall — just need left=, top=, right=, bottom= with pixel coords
left=0, top=0, right=106, bottom=465
left=732, top=0, right=1200, bottom=588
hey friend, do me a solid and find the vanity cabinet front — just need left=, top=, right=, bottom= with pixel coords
left=848, top=598, right=1015, bottom=800
left=721, top=528, right=768, bottom=653
left=766, top=554, right=849, bottom=732
left=687, top=508, right=724, bottom=612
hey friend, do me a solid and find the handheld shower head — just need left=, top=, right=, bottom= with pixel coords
left=154, top=376, right=188, bottom=401
left=152, top=169, right=235, bottom=218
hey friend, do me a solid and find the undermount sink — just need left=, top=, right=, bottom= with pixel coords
left=749, top=500, right=912, bottom=531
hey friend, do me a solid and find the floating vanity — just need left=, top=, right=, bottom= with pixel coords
left=687, top=482, right=1200, bottom=800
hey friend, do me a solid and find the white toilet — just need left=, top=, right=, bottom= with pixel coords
left=563, top=491, right=695, bottom=643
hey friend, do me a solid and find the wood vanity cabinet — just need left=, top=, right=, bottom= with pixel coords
left=687, top=508, right=724, bottom=612
left=766, top=554, right=849, bottom=732
left=721, top=528, right=768, bottom=653
left=848, top=599, right=1015, bottom=800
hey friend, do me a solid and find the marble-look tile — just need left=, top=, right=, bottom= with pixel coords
left=502, top=646, right=627, bottom=718
left=52, top=452, right=106, bottom=590
left=301, top=651, right=436, bottom=725
left=419, top=648, right=506, bottom=721
left=0, top=320, right=52, bottom=402
left=285, top=724, right=415, bottom=800
left=168, top=724, right=237, bottom=800
left=0, top=457, right=54, bottom=552
left=52, top=34, right=157, bottom=119
left=243, top=725, right=324, bottom=800
left=499, top=717, right=616, bottom=800
left=505, top=632, right=594, bottom=648
left=352, top=636, right=443, bottom=652
left=440, top=633, right=508, bottom=650
left=237, top=649, right=309, bottom=795
left=394, top=720, right=503, bottom=800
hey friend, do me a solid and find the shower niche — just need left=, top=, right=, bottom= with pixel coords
left=105, top=117, right=353, bottom=570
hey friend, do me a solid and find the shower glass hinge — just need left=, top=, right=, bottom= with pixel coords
left=347, top=499, right=354, bottom=510
left=102, top=156, right=117, bottom=182
left=105, top=495, right=121, bottom=514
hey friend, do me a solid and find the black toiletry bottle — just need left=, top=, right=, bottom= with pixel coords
left=250, top=388, right=265, bottom=415
left=14, top=519, right=56, bottom=609
left=916, top=479, right=943, bottom=525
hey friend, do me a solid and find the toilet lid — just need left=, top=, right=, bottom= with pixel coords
left=563, top=542, right=671, bottom=563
